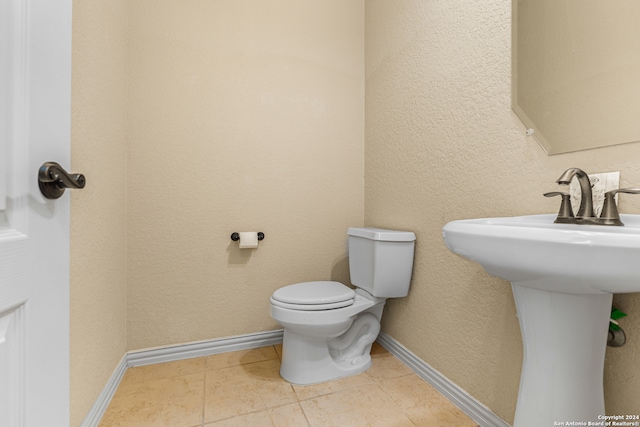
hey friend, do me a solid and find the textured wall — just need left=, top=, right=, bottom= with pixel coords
left=70, top=0, right=128, bottom=425
left=125, top=0, right=364, bottom=350
left=365, top=0, right=640, bottom=422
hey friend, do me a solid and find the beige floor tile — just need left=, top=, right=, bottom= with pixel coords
left=243, top=359, right=298, bottom=407
left=366, top=351, right=413, bottom=381
left=300, top=383, right=414, bottom=427
left=204, top=381, right=265, bottom=423
left=204, top=410, right=274, bottom=427
left=268, top=403, right=310, bottom=427
left=99, top=373, right=204, bottom=427
left=292, top=370, right=375, bottom=401
left=120, top=357, right=206, bottom=386
left=206, top=365, right=254, bottom=387
left=206, top=346, right=278, bottom=370
left=381, top=374, right=478, bottom=427
left=204, top=366, right=266, bottom=423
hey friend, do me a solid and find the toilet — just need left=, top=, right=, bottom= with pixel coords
left=270, top=227, right=416, bottom=385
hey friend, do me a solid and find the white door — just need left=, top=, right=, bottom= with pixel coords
left=1, top=0, right=73, bottom=426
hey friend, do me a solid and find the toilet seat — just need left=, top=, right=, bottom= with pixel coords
left=270, top=281, right=355, bottom=311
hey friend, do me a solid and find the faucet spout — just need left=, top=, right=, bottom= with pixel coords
left=556, top=168, right=595, bottom=218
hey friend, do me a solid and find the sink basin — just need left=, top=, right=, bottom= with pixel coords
left=442, top=214, right=640, bottom=427
left=443, top=213, right=640, bottom=294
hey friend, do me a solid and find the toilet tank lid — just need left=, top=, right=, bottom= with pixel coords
left=348, top=227, right=416, bottom=242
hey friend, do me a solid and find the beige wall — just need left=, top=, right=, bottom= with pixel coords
left=365, top=0, right=640, bottom=423
left=125, top=0, right=364, bottom=350
left=70, top=0, right=128, bottom=425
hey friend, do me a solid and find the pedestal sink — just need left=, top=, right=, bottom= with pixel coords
left=442, top=214, right=640, bottom=427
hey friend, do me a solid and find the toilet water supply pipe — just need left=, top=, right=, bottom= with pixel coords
left=329, top=313, right=381, bottom=361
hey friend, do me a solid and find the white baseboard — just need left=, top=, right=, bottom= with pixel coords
left=80, top=329, right=509, bottom=427
left=126, top=329, right=284, bottom=367
left=376, top=331, right=511, bottom=427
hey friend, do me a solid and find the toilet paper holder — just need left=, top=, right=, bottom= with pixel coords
left=230, top=232, right=265, bottom=242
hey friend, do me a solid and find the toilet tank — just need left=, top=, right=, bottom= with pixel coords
left=347, top=228, right=416, bottom=298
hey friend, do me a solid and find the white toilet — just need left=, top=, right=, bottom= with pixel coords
left=269, top=227, right=416, bottom=385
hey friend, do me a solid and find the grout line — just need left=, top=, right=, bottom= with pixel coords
left=297, top=401, right=312, bottom=427
left=200, top=358, right=206, bottom=427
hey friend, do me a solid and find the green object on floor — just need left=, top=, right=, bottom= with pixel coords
left=610, top=307, right=627, bottom=331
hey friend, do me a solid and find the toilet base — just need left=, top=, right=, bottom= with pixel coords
left=279, top=308, right=383, bottom=385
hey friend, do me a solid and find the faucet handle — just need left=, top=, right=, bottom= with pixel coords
left=600, top=188, right=640, bottom=226
left=544, top=191, right=575, bottom=223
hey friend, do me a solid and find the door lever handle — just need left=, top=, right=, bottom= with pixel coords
left=38, top=161, right=86, bottom=199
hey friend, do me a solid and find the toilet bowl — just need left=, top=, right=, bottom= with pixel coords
left=269, top=228, right=416, bottom=385
left=270, top=282, right=385, bottom=385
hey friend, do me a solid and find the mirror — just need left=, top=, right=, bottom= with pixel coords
left=512, top=0, right=640, bottom=154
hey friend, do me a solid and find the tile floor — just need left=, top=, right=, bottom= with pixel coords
left=98, top=342, right=479, bottom=427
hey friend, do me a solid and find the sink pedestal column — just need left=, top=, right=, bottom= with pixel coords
left=511, top=284, right=612, bottom=427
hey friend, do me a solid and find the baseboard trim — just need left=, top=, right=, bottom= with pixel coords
left=126, top=329, right=284, bottom=367
left=79, top=329, right=284, bottom=427
left=376, top=331, right=511, bottom=427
